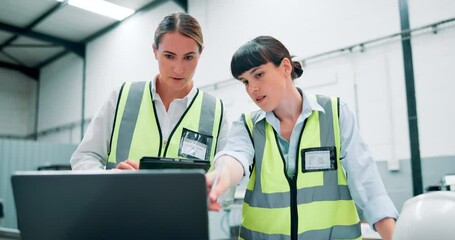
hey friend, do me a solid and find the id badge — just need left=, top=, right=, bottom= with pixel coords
left=301, top=146, right=337, bottom=173
left=179, top=128, right=213, bottom=161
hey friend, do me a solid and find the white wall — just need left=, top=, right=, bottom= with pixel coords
left=2, top=0, right=454, bottom=159
left=38, top=53, right=83, bottom=143
left=191, top=0, right=401, bottom=86
left=408, top=0, right=455, bottom=26
left=407, top=0, right=455, bottom=157
left=192, top=0, right=455, bottom=166
left=412, top=29, right=455, bottom=157
left=0, top=68, right=36, bottom=137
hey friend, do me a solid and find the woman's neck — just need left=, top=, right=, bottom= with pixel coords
left=155, top=77, right=193, bottom=111
left=274, top=87, right=302, bottom=123
left=274, top=87, right=303, bottom=141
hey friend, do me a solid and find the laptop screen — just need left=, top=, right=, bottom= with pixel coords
left=11, top=170, right=209, bottom=240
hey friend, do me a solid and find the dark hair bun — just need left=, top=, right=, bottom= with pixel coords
left=292, top=61, right=303, bottom=79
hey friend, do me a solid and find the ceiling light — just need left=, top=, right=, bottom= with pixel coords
left=57, top=0, right=135, bottom=21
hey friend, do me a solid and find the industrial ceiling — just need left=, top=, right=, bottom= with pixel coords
left=0, top=0, right=187, bottom=80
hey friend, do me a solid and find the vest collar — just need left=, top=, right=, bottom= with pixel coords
left=301, top=91, right=325, bottom=118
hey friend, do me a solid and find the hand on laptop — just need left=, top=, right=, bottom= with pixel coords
left=116, top=159, right=139, bottom=170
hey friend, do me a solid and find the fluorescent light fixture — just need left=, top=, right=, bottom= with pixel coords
left=57, top=0, right=135, bottom=21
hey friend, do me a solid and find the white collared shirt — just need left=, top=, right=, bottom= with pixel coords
left=71, top=76, right=228, bottom=170
left=150, top=78, right=197, bottom=140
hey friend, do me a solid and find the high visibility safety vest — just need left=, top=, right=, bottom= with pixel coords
left=107, top=81, right=223, bottom=169
left=240, top=95, right=361, bottom=240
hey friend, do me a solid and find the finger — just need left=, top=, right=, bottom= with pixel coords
left=209, top=177, right=227, bottom=199
left=207, top=200, right=222, bottom=211
left=205, top=172, right=217, bottom=194
left=209, top=186, right=227, bottom=204
left=124, top=159, right=139, bottom=169
left=205, top=172, right=215, bottom=188
left=116, top=161, right=134, bottom=170
left=208, top=188, right=218, bottom=202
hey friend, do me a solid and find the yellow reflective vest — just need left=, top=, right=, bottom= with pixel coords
left=240, top=95, right=361, bottom=240
left=107, top=81, right=223, bottom=169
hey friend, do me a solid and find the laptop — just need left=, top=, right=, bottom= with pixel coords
left=11, top=170, right=209, bottom=240
left=139, top=157, right=211, bottom=172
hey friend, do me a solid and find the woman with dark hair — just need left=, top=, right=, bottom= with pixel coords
left=207, top=36, right=398, bottom=240
left=71, top=12, right=228, bottom=170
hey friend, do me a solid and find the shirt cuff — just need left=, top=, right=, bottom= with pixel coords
left=363, top=194, right=399, bottom=230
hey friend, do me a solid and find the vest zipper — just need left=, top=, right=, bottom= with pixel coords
left=275, top=130, right=299, bottom=240
left=288, top=177, right=298, bottom=240
left=289, top=118, right=307, bottom=240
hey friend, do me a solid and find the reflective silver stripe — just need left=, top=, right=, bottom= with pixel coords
left=240, top=223, right=361, bottom=240
left=245, top=184, right=352, bottom=208
left=240, top=226, right=291, bottom=240
left=317, top=95, right=335, bottom=147
left=244, top=118, right=266, bottom=205
left=317, top=95, right=339, bottom=196
left=199, top=92, right=215, bottom=136
left=296, top=184, right=352, bottom=203
left=106, top=162, right=116, bottom=169
left=116, top=81, right=146, bottom=163
left=297, top=223, right=361, bottom=239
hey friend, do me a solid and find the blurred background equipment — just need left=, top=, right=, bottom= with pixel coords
left=442, top=174, right=455, bottom=191
left=393, top=191, right=455, bottom=240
